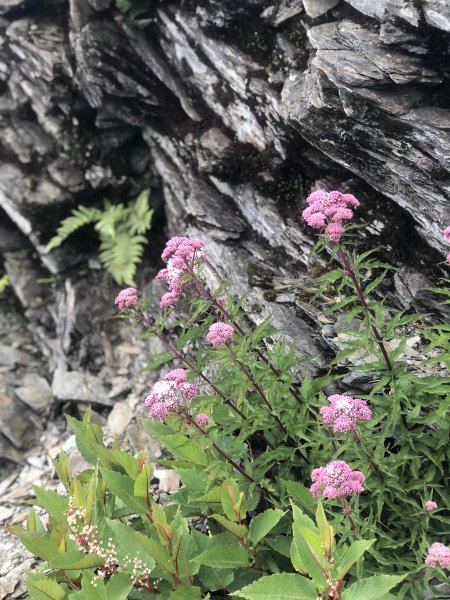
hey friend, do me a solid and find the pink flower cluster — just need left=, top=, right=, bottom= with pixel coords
left=425, top=500, right=438, bottom=512
left=320, top=394, right=372, bottom=433
left=302, top=190, right=360, bottom=242
left=443, top=226, right=450, bottom=262
left=310, top=460, right=365, bottom=499
left=115, top=287, right=138, bottom=311
left=144, top=368, right=197, bottom=422
left=425, top=543, right=450, bottom=569
left=207, top=323, right=235, bottom=346
left=197, top=413, right=209, bottom=426
left=156, top=237, right=205, bottom=309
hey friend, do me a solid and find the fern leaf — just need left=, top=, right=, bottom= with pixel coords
left=99, top=233, right=147, bottom=286
left=127, top=189, right=153, bottom=235
left=116, top=0, right=132, bottom=14
left=46, top=206, right=102, bottom=251
left=94, top=203, right=129, bottom=241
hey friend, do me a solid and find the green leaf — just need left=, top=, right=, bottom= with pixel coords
left=221, top=479, right=246, bottom=522
left=192, top=544, right=252, bottom=568
left=248, top=509, right=285, bottom=546
left=134, top=463, right=153, bottom=498
left=49, top=551, right=105, bottom=570
left=335, top=539, right=375, bottom=579
left=100, top=468, right=147, bottom=514
left=340, top=574, right=406, bottom=600
left=27, top=573, right=65, bottom=600
left=232, top=573, right=317, bottom=599
left=46, top=206, right=102, bottom=251
left=11, top=527, right=60, bottom=562
left=31, top=486, right=67, bottom=520
left=210, top=513, right=248, bottom=538
left=197, top=565, right=235, bottom=592
left=106, top=573, right=133, bottom=600
left=283, top=481, right=315, bottom=514
left=168, top=587, right=202, bottom=600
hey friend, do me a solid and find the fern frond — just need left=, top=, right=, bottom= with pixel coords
left=99, top=233, right=147, bottom=286
left=47, top=206, right=102, bottom=251
left=94, top=203, right=129, bottom=240
left=127, top=189, right=153, bottom=235
left=0, top=273, right=9, bottom=294
left=115, top=0, right=132, bottom=14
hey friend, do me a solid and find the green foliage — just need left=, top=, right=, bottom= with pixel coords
left=0, top=272, right=9, bottom=294
left=47, top=190, right=153, bottom=285
left=115, top=0, right=155, bottom=19
left=12, top=229, right=450, bottom=599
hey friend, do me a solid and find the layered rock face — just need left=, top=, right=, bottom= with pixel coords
left=0, top=0, right=449, bottom=459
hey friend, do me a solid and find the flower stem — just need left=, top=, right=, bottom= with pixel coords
left=335, top=244, right=393, bottom=372
left=133, top=309, right=276, bottom=450
left=184, top=261, right=305, bottom=407
left=226, top=345, right=291, bottom=439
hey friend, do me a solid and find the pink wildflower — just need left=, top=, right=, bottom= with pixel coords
left=302, top=189, right=360, bottom=242
left=158, top=237, right=205, bottom=308
left=310, top=460, right=365, bottom=499
left=325, top=222, right=344, bottom=242
left=425, top=500, right=438, bottom=512
left=115, top=287, right=137, bottom=311
left=160, top=291, right=182, bottom=309
left=320, top=394, right=372, bottom=433
left=163, top=369, right=188, bottom=384
left=425, top=543, right=450, bottom=569
left=197, top=413, right=209, bottom=426
left=443, top=226, right=450, bottom=241
left=144, top=373, right=197, bottom=422
left=207, top=323, right=235, bottom=346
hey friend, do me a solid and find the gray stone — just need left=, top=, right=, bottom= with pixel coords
left=344, top=0, right=420, bottom=27
left=424, top=1, right=450, bottom=31
left=0, top=392, right=39, bottom=449
left=52, top=364, right=112, bottom=406
left=15, top=374, right=53, bottom=413
left=303, top=0, right=340, bottom=18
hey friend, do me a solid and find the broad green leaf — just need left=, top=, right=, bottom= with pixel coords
left=100, top=469, right=147, bottom=514
left=11, top=527, right=60, bottom=562
left=27, top=573, right=65, bottom=600
left=192, top=544, right=252, bottom=568
left=106, top=573, right=133, bottom=600
left=221, top=480, right=246, bottom=522
left=132, top=530, right=175, bottom=573
left=31, top=486, right=67, bottom=520
left=335, top=539, right=375, bottom=579
left=134, top=463, right=153, bottom=498
left=168, top=587, right=202, bottom=600
left=283, top=481, right=315, bottom=514
left=341, top=574, right=406, bottom=599
left=103, top=519, right=156, bottom=574
left=210, top=513, right=248, bottom=538
left=49, top=551, right=104, bottom=570
left=232, top=573, right=317, bottom=599
left=292, top=523, right=328, bottom=589
left=248, top=509, right=285, bottom=546
left=197, top=565, right=235, bottom=592
left=194, top=486, right=222, bottom=504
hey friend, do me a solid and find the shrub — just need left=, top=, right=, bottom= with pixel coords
left=12, top=191, right=450, bottom=599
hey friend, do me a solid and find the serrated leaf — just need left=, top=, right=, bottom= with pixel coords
left=340, top=574, right=406, bottom=599
left=192, top=544, right=252, bottom=568
left=210, top=513, right=248, bottom=538
left=134, top=463, right=153, bottom=498
left=27, top=573, right=65, bottom=600
left=231, top=573, right=317, bottom=599
left=283, top=481, right=315, bottom=514
left=248, top=509, right=285, bottom=546
left=335, top=539, right=375, bottom=580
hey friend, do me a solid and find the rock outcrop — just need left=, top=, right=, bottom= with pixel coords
left=0, top=0, right=449, bottom=461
